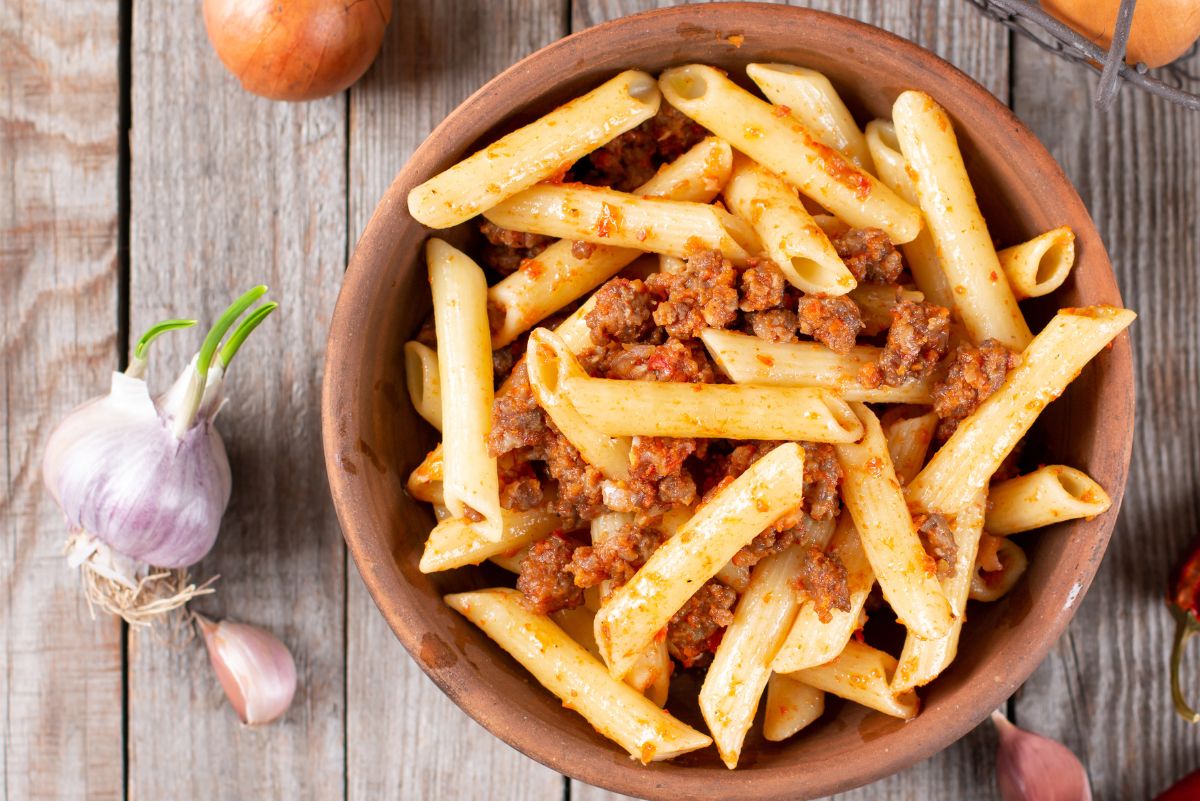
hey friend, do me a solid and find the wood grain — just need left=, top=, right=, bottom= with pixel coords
left=1011, top=41, right=1200, bottom=801
left=0, top=2, right=123, bottom=799
left=568, top=1, right=1005, bottom=798
left=344, top=3, right=569, bottom=799
left=126, top=1, right=346, bottom=798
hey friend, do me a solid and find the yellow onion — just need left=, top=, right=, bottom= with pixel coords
left=1042, top=0, right=1200, bottom=68
left=203, top=0, right=392, bottom=101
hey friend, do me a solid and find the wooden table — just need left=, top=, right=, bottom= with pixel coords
left=4, top=0, right=1198, bottom=798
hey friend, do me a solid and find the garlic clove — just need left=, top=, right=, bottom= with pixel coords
left=197, top=615, right=297, bottom=726
left=993, top=710, right=1093, bottom=801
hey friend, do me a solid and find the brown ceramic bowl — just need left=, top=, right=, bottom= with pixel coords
left=323, top=4, right=1133, bottom=799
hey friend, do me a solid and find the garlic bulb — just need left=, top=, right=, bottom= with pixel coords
left=993, top=710, right=1093, bottom=801
left=197, top=616, right=297, bottom=726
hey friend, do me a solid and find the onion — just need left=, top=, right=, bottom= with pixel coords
left=203, top=0, right=392, bottom=101
left=1041, top=0, right=1200, bottom=68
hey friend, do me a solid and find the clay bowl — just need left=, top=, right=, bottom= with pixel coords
left=323, top=4, right=1133, bottom=799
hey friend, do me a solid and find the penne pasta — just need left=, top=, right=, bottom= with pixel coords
left=997, top=226, right=1077, bottom=300
left=836, top=403, right=953, bottom=640
left=700, top=546, right=807, bottom=768
left=986, top=465, right=1112, bottom=535
left=850, top=284, right=924, bottom=336
left=658, top=65, right=921, bottom=243
left=445, top=588, right=712, bottom=763
left=884, top=410, right=939, bottom=485
left=892, top=91, right=1032, bottom=351
left=700, top=328, right=935, bottom=403
left=404, top=341, right=442, bottom=430
left=771, top=513, right=874, bottom=674
left=489, top=542, right=533, bottom=574
left=559, top=376, right=864, bottom=442
left=893, top=490, right=987, bottom=694
left=409, top=70, right=660, bottom=228
left=483, top=183, right=762, bottom=265
left=970, top=535, right=1028, bottom=602
left=488, top=137, right=734, bottom=348
left=419, top=504, right=562, bottom=573
left=428, top=239, right=503, bottom=539
left=763, top=674, right=825, bottom=742
left=746, top=63, right=874, bottom=171
left=552, top=604, right=603, bottom=660
left=722, top=153, right=856, bottom=295
left=863, top=119, right=954, bottom=310
left=495, top=294, right=598, bottom=400
left=407, top=444, right=443, bottom=504
left=906, top=306, right=1136, bottom=514
left=788, top=640, right=919, bottom=719
left=526, top=329, right=632, bottom=481
left=595, top=443, right=808, bottom=679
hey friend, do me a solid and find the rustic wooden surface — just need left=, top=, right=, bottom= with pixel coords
left=3, top=0, right=1197, bottom=799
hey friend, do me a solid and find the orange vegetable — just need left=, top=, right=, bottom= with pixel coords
left=1041, top=0, right=1200, bottom=68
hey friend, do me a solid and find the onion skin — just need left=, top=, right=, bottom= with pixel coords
left=1041, top=0, right=1200, bottom=68
left=203, top=0, right=392, bottom=101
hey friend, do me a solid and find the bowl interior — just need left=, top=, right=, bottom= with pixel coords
left=323, top=6, right=1133, bottom=800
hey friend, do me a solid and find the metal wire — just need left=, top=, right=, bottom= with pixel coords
left=966, top=0, right=1200, bottom=111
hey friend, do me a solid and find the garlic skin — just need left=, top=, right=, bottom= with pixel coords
left=198, top=616, right=297, bottom=726
left=993, top=710, right=1093, bottom=801
left=42, top=371, right=231, bottom=568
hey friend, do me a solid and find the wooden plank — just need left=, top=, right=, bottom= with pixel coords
left=345, top=3, right=569, bottom=800
left=1011, top=43, right=1200, bottom=800
left=126, top=3, right=346, bottom=799
left=568, top=1, right=1006, bottom=798
left=0, top=1, right=124, bottom=799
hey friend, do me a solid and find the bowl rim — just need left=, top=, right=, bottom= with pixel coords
left=323, top=4, right=1134, bottom=798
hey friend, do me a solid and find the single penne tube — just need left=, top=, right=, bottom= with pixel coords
left=408, top=70, right=660, bottom=228
left=836, top=403, right=952, bottom=640
left=488, top=137, right=734, bottom=347
left=428, top=239, right=503, bottom=539
left=863, top=119, right=954, bottom=310
left=483, top=183, right=762, bottom=266
left=552, top=605, right=603, bottom=660
left=771, top=514, right=874, bottom=674
left=892, top=91, right=1032, bottom=351
left=700, top=546, right=807, bottom=769
left=418, top=505, right=561, bottom=573
left=488, top=542, right=533, bottom=574
left=526, top=329, right=632, bottom=481
left=659, top=65, right=920, bottom=243
left=595, top=443, right=808, bottom=679
left=884, top=410, right=939, bottom=485
left=407, top=444, right=444, bottom=503
left=722, top=154, right=856, bottom=295
left=700, top=329, right=934, bottom=403
left=849, top=284, right=925, bottom=336
left=495, top=295, right=597, bottom=400
left=559, top=376, right=864, bottom=442
left=906, top=306, right=1136, bottom=514
left=763, top=674, right=825, bottom=742
left=997, top=226, right=1077, bottom=300
left=445, top=588, right=712, bottom=763
left=788, top=640, right=919, bottom=719
left=893, top=490, right=987, bottom=694
left=970, top=535, right=1029, bottom=602
left=985, top=465, right=1112, bottom=535
left=746, top=63, right=874, bottom=171
left=404, top=341, right=442, bottom=430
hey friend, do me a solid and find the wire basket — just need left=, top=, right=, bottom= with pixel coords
left=967, top=0, right=1200, bottom=111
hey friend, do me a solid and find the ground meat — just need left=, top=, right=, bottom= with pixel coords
left=666, top=581, right=738, bottom=667
left=915, top=513, right=958, bottom=579
left=739, top=258, right=788, bottom=312
left=543, top=431, right=607, bottom=520
left=517, top=535, right=584, bottom=614
left=732, top=527, right=798, bottom=568
left=747, top=309, right=799, bottom=343
left=479, top=220, right=553, bottom=275
left=487, top=364, right=549, bottom=457
left=630, top=436, right=697, bottom=481
left=572, top=105, right=709, bottom=191
left=566, top=523, right=666, bottom=590
left=797, top=295, right=864, bottom=354
left=585, top=278, right=656, bottom=344
left=932, top=339, right=1018, bottom=439
left=865, top=301, right=951, bottom=387
left=832, top=227, right=904, bottom=284
left=802, top=442, right=843, bottom=521
left=499, top=476, right=543, bottom=511
left=793, top=546, right=851, bottom=623
left=571, top=240, right=597, bottom=259
left=492, top=345, right=516, bottom=381
left=592, top=338, right=716, bottom=383
left=646, top=249, right=738, bottom=339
